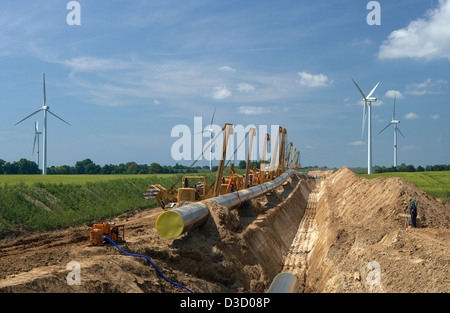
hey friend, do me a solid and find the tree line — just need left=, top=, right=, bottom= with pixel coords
left=0, top=158, right=214, bottom=175
left=373, top=163, right=450, bottom=173
left=0, top=158, right=449, bottom=175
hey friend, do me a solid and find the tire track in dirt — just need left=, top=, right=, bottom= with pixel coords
left=282, top=180, right=323, bottom=292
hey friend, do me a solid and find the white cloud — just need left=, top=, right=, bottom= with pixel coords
left=237, top=83, right=255, bottom=93
left=349, top=140, right=365, bottom=146
left=405, top=78, right=448, bottom=96
left=298, top=71, right=332, bottom=87
left=218, top=65, right=236, bottom=72
left=379, top=0, right=450, bottom=61
left=403, top=145, right=417, bottom=151
left=61, top=56, right=132, bottom=73
left=349, top=38, right=373, bottom=48
left=385, top=90, right=404, bottom=99
left=211, top=84, right=232, bottom=99
left=404, top=112, right=419, bottom=119
left=238, top=106, right=269, bottom=115
left=431, top=114, right=440, bottom=119
left=357, top=99, right=383, bottom=107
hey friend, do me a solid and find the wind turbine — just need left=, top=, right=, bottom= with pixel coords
left=14, top=73, right=71, bottom=175
left=196, top=107, right=216, bottom=170
left=378, top=95, right=404, bottom=168
left=352, top=79, right=380, bottom=174
left=33, top=121, right=42, bottom=168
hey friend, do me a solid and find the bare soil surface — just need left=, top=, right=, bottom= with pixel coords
left=307, top=167, right=450, bottom=293
left=0, top=167, right=448, bottom=293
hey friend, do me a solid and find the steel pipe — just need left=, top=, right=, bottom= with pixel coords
left=266, top=272, right=299, bottom=293
left=156, top=170, right=304, bottom=239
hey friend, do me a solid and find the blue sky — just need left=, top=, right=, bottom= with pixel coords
left=0, top=0, right=448, bottom=169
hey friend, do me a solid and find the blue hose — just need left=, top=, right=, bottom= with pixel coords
left=103, top=236, right=194, bottom=293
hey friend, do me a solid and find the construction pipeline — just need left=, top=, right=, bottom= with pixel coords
left=90, top=123, right=305, bottom=293
left=155, top=169, right=305, bottom=239
left=154, top=169, right=306, bottom=293
left=150, top=123, right=306, bottom=293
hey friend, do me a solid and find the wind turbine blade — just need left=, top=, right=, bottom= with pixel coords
left=47, top=110, right=71, bottom=126
left=393, top=95, right=396, bottom=120
left=378, top=123, right=392, bottom=135
left=210, top=107, right=216, bottom=126
left=367, top=82, right=380, bottom=99
left=43, top=73, right=46, bottom=106
left=14, top=109, right=43, bottom=126
left=397, top=127, right=405, bottom=138
left=194, top=129, right=212, bottom=135
left=361, top=102, right=367, bottom=138
left=352, top=79, right=366, bottom=99
left=33, top=134, right=37, bottom=155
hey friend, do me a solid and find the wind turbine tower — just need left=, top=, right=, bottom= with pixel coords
left=15, top=74, right=71, bottom=175
left=207, top=108, right=216, bottom=170
left=33, top=121, right=42, bottom=168
left=378, top=95, right=404, bottom=167
left=352, top=79, right=380, bottom=174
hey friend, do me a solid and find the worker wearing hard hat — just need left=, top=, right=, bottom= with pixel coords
left=409, top=200, right=418, bottom=228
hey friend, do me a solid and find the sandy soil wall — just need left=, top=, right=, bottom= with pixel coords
left=306, top=167, right=450, bottom=293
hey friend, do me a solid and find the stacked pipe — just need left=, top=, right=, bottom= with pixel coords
left=156, top=170, right=304, bottom=239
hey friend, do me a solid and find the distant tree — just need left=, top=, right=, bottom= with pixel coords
left=85, top=162, right=101, bottom=174
left=148, top=163, right=162, bottom=174
left=75, top=159, right=100, bottom=174
left=3, top=162, right=18, bottom=174
left=416, top=165, right=425, bottom=172
left=238, top=160, right=246, bottom=169
left=15, top=159, right=40, bottom=174
left=126, top=162, right=138, bottom=174
left=0, top=159, right=6, bottom=174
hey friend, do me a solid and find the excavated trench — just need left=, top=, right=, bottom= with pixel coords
left=154, top=174, right=320, bottom=292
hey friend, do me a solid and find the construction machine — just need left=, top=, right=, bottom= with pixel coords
left=143, top=123, right=298, bottom=209
left=144, top=123, right=235, bottom=208
left=143, top=176, right=213, bottom=209
left=177, top=175, right=214, bottom=202
left=87, top=220, right=125, bottom=246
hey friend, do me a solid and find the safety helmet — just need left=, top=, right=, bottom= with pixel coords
left=410, top=200, right=415, bottom=203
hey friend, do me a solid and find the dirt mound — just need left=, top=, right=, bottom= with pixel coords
left=307, top=169, right=334, bottom=178
left=307, top=166, right=450, bottom=292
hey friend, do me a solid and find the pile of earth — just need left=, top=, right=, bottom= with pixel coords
left=306, top=166, right=449, bottom=292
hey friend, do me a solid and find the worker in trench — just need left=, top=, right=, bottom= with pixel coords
left=409, top=200, right=418, bottom=228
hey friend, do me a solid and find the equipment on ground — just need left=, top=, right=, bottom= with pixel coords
left=87, top=220, right=125, bottom=246
left=144, top=122, right=302, bottom=211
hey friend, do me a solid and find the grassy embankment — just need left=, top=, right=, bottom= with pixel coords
left=0, top=172, right=219, bottom=234
left=360, top=171, right=450, bottom=202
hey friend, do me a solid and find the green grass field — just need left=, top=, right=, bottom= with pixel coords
left=360, top=171, right=450, bottom=202
left=0, top=174, right=171, bottom=186
left=0, top=172, right=223, bottom=234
